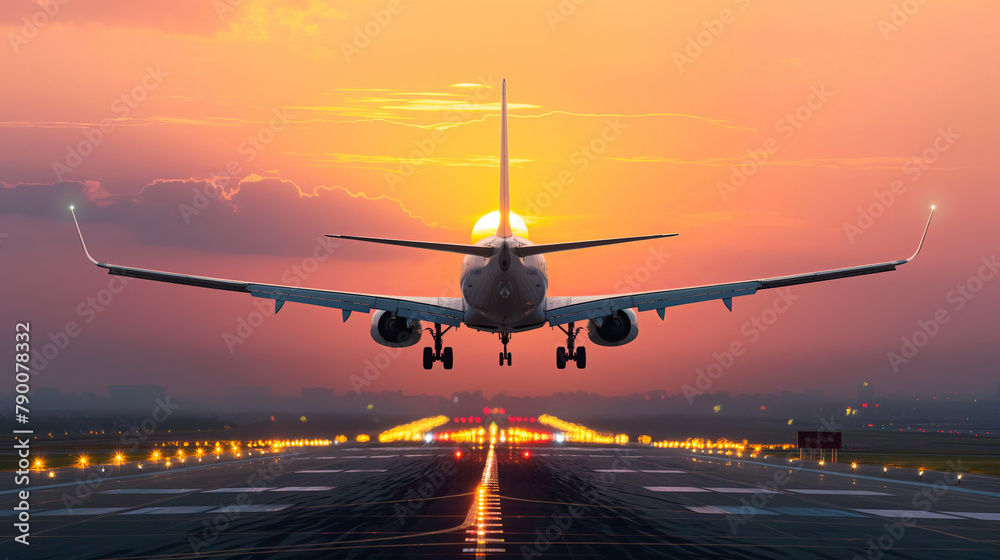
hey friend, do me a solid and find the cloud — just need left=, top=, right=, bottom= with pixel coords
left=0, top=175, right=457, bottom=258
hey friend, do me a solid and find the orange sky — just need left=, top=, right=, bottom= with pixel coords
left=2, top=0, right=998, bottom=400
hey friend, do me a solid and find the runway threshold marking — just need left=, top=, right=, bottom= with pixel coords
left=463, top=443, right=505, bottom=555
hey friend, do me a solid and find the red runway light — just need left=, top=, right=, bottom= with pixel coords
left=524, top=451, right=530, bottom=458
left=455, top=450, right=462, bottom=458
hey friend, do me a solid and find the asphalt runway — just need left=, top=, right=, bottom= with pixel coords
left=2, top=445, right=998, bottom=559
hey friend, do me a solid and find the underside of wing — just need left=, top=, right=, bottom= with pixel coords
left=546, top=208, right=934, bottom=326
left=72, top=208, right=464, bottom=326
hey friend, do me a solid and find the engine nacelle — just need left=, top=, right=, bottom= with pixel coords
left=369, top=311, right=422, bottom=348
left=586, top=308, right=639, bottom=347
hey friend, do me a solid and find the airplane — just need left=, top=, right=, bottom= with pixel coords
left=71, top=79, right=935, bottom=370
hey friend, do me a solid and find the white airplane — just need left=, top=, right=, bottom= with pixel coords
left=72, top=80, right=935, bottom=370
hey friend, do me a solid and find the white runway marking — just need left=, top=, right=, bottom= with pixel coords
left=100, top=489, right=198, bottom=494
left=855, top=509, right=961, bottom=519
left=595, top=469, right=635, bottom=473
left=38, top=508, right=129, bottom=516
left=788, top=489, right=891, bottom=496
left=639, top=470, right=686, bottom=473
left=369, top=455, right=398, bottom=458
left=203, top=487, right=270, bottom=493
left=770, top=507, right=865, bottom=517
left=645, top=486, right=710, bottom=492
left=346, top=469, right=386, bottom=473
left=210, top=504, right=290, bottom=513
left=687, top=506, right=778, bottom=515
left=404, top=454, right=432, bottom=457
left=269, top=486, right=334, bottom=492
left=706, top=487, right=779, bottom=493
left=944, top=512, right=1000, bottom=520
left=341, top=455, right=367, bottom=458
left=314, top=456, right=339, bottom=459
left=123, top=506, right=215, bottom=515
left=296, top=470, right=343, bottom=473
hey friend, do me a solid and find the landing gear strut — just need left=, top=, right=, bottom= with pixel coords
left=556, top=322, right=586, bottom=369
left=498, top=332, right=512, bottom=366
left=423, top=323, right=453, bottom=370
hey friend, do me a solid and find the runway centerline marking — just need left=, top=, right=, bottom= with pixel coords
left=203, top=487, right=270, bottom=493
left=269, top=486, right=334, bottom=491
left=463, top=443, right=505, bottom=555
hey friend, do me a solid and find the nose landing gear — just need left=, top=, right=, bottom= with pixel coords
left=556, top=322, right=586, bottom=369
left=498, top=332, right=512, bottom=366
left=422, top=323, right=453, bottom=369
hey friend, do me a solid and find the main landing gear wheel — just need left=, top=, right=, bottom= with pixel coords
left=498, top=332, right=513, bottom=366
left=422, top=323, right=454, bottom=370
left=556, top=322, right=587, bottom=369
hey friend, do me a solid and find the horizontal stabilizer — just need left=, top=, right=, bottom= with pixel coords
left=326, top=234, right=493, bottom=257
left=516, top=233, right=677, bottom=257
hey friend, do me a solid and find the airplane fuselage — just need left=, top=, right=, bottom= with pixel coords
left=461, top=235, right=548, bottom=333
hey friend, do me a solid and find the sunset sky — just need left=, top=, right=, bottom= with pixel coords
left=2, top=0, right=998, bottom=401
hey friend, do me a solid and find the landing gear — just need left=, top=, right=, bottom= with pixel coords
left=423, top=323, right=453, bottom=369
left=556, top=322, right=587, bottom=369
left=498, top=332, right=512, bottom=366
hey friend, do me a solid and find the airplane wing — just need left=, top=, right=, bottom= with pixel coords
left=545, top=208, right=935, bottom=327
left=70, top=209, right=464, bottom=326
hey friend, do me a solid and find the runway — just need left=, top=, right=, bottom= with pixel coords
left=3, top=445, right=998, bottom=559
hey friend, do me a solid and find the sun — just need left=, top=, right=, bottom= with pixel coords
left=472, top=211, right=528, bottom=243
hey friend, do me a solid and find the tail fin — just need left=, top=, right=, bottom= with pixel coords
left=497, top=78, right=512, bottom=238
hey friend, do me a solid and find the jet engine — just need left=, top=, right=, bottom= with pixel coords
left=586, top=309, right=639, bottom=347
left=369, top=310, right=422, bottom=348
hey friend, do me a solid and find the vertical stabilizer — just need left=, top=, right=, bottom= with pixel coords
left=497, top=79, right=512, bottom=238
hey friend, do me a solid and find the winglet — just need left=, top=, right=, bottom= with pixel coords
left=905, top=205, right=935, bottom=262
left=497, top=78, right=512, bottom=238
left=70, top=206, right=101, bottom=266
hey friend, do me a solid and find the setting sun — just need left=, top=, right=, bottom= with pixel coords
left=471, top=211, right=528, bottom=243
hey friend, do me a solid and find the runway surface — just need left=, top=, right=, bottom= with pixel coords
left=2, top=445, right=998, bottom=559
